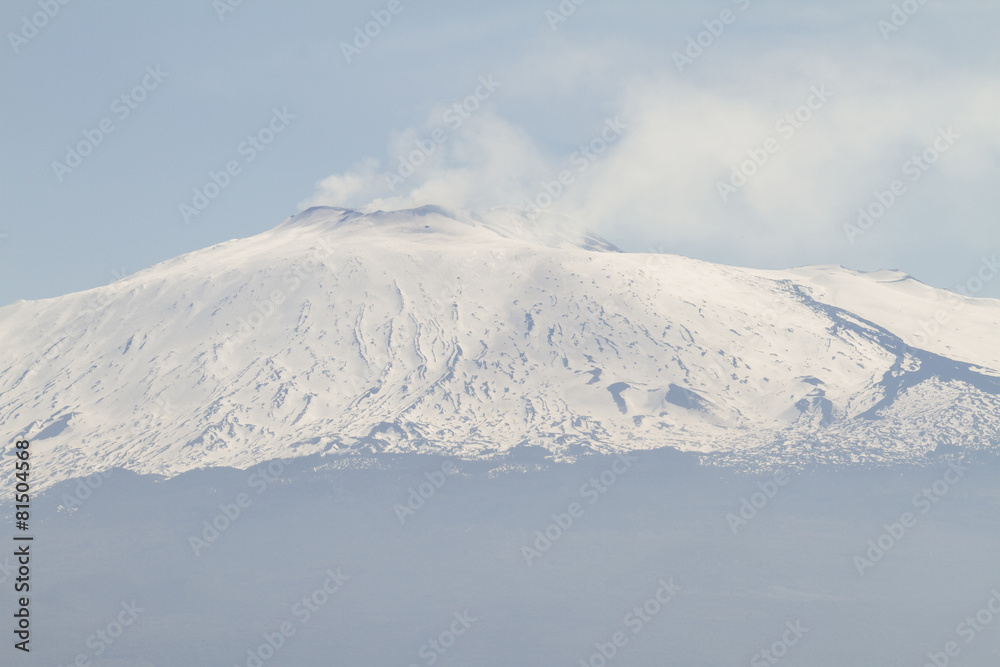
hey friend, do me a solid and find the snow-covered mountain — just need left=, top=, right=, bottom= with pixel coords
left=2, top=205, right=998, bottom=491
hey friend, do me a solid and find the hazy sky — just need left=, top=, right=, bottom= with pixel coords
left=1, top=0, right=998, bottom=305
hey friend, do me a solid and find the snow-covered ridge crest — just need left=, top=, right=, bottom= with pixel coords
left=278, top=205, right=622, bottom=253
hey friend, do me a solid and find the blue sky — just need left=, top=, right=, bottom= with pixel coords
left=1, top=0, right=998, bottom=305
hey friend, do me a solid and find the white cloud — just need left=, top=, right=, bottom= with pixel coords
left=303, top=49, right=1000, bottom=273
left=302, top=112, right=552, bottom=213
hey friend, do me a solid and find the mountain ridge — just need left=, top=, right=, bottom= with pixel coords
left=2, top=206, right=998, bottom=493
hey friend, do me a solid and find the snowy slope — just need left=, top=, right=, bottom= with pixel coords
left=1, top=205, right=998, bottom=491
left=781, top=265, right=1000, bottom=372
